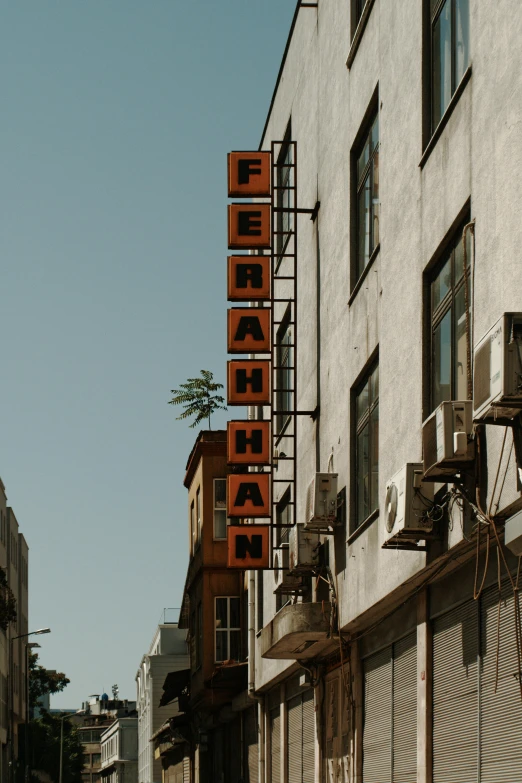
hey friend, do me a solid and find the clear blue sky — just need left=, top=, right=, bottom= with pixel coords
left=1, top=0, right=296, bottom=707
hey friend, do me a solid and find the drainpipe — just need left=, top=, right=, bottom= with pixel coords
left=247, top=569, right=265, bottom=782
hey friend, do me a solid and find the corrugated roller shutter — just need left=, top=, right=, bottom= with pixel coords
left=480, top=580, right=522, bottom=782
left=183, top=755, right=190, bottom=783
left=363, top=646, right=392, bottom=782
left=302, top=689, right=315, bottom=783
left=173, top=761, right=184, bottom=783
left=288, top=694, right=303, bottom=783
left=433, top=599, right=478, bottom=783
left=392, top=632, right=417, bottom=783
left=244, top=706, right=259, bottom=783
left=270, top=707, right=280, bottom=783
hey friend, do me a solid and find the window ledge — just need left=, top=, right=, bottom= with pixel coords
left=348, top=244, right=380, bottom=306
left=347, top=508, right=379, bottom=544
left=420, top=66, right=472, bottom=170
left=346, top=0, right=376, bottom=70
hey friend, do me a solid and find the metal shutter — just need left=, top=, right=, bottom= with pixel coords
left=287, top=694, right=303, bottom=783
left=244, top=706, right=259, bottom=783
left=392, top=633, right=417, bottom=783
left=363, top=646, right=392, bottom=782
left=302, top=690, right=315, bottom=783
left=182, top=755, right=190, bottom=783
left=173, top=761, right=183, bottom=783
left=432, top=599, right=478, bottom=783
left=270, top=707, right=280, bottom=783
left=480, top=580, right=522, bottom=782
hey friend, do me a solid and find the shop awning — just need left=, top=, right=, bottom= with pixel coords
left=159, top=669, right=190, bottom=707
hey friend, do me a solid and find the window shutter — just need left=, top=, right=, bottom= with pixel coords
left=392, top=632, right=417, bottom=783
left=363, top=647, right=392, bottom=782
left=432, top=599, right=478, bottom=783
left=270, top=707, right=280, bottom=783
left=302, top=689, right=315, bottom=783
left=480, top=580, right=522, bottom=782
left=244, top=706, right=259, bottom=783
left=183, top=756, right=190, bottom=783
left=288, top=694, right=303, bottom=783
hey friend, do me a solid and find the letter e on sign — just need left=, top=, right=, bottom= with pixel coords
left=227, top=525, right=270, bottom=569
left=228, top=308, right=270, bottom=353
left=227, top=421, right=270, bottom=466
left=228, top=204, right=271, bottom=250
left=227, top=474, right=270, bottom=517
left=227, top=256, right=270, bottom=302
left=228, top=152, right=271, bottom=197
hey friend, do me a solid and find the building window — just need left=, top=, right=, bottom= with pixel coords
left=276, top=309, right=292, bottom=434
left=196, top=487, right=201, bottom=548
left=213, top=479, right=228, bottom=540
left=354, top=361, right=379, bottom=528
left=276, top=124, right=293, bottom=260
left=430, top=0, right=470, bottom=130
left=190, top=500, right=195, bottom=554
left=354, top=111, right=379, bottom=283
left=215, top=597, right=240, bottom=663
left=196, top=602, right=203, bottom=669
left=91, top=755, right=101, bottom=767
left=428, top=223, right=471, bottom=412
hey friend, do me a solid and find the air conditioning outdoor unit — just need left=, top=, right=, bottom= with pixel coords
left=473, top=312, right=522, bottom=422
left=273, top=543, right=303, bottom=595
left=383, top=463, right=434, bottom=546
left=288, top=524, right=320, bottom=574
left=304, top=472, right=338, bottom=529
left=422, top=400, right=474, bottom=481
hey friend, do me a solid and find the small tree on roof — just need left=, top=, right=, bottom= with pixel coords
left=169, top=370, right=227, bottom=429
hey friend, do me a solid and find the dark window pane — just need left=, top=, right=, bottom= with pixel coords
left=216, top=630, right=227, bottom=662
left=432, top=0, right=452, bottom=127
left=432, top=258, right=451, bottom=311
left=433, top=310, right=452, bottom=407
left=215, top=598, right=227, bottom=628
left=371, top=364, right=379, bottom=402
left=230, top=597, right=240, bottom=628
left=357, top=176, right=371, bottom=276
left=372, top=150, right=379, bottom=250
left=455, top=0, right=470, bottom=83
left=370, top=404, right=379, bottom=516
left=214, top=479, right=226, bottom=507
left=214, top=510, right=227, bottom=539
left=357, top=424, right=370, bottom=524
left=356, top=380, right=369, bottom=421
left=371, top=116, right=379, bottom=154
left=230, top=631, right=241, bottom=661
left=454, top=227, right=471, bottom=283
left=357, top=138, right=370, bottom=183
left=455, top=284, right=468, bottom=400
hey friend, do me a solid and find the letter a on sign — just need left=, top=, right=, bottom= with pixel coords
left=228, top=204, right=271, bottom=249
left=227, top=360, right=270, bottom=405
left=228, top=308, right=270, bottom=353
left=227, top=525, right=270, bottom=569
left=228, top=152, right=271, bottom=197
left=227, top=474, right=270, bottom=517
left=227, top=421, right=270, bottom=465
left=227, top=256, right=270, bottom=301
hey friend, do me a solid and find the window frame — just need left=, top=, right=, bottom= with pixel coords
left=213, top=478, right=229, bottom=541
left=351, top=357, right=379, bottom=533
left=275, top=307, right=293, bottom=436
left=276, top=123, right=293, bottom=263
left=429, top=0, right=470, bottom=133
left=214, top=596, right=241, bottom=664
left=195, top=487, right=201, bottom=550
left=425, top=214, right=471, bottom=415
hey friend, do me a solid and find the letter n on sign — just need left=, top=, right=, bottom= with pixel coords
left=227, top=474, right=270, bottom=517
left=227, top=525, right=270, bottom=569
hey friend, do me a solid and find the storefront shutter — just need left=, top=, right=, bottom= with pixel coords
left=182, top=755, right=190, bottom=783
left=287, top=694, right=303, bottom=783
left=302, top=689, right=315, bottom=783
left=392, top=632, right=417, bottom=783
left=228, top=717, right=242, bottom=783
left=363, top=646, right=392, bottom=782
left=432, top=599, right=478, bottom=783
left=270, top=707, right=280, bottom=783
left=244, top=706, right=259, bottom=783
left=480, top=580, right=522, bottom=782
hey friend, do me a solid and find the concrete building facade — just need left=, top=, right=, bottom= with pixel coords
left=136, top=617, right=189, bottom=783
left=100, top=716, right=138, bottom=783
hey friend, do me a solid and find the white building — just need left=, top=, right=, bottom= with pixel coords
left=237, top=0, right=522, bottom=782
left=101, top=717, right=138, bottom=783
left=136, top=612, right=189, bottom=783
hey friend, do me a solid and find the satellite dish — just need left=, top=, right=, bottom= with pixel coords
left=385, top=482, right=398, bottom=533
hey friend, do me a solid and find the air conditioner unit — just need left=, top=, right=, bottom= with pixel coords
left=473, top=313, right=522, bottom=422
left=288, top=524, right=320, bottom=574
left=422, top=400, right=474, bottom=480
left=273, top=543, right=303, bottom=595
left=383, top=463, right=434, bottom=546
left=304, top=473, right=338, bottom=529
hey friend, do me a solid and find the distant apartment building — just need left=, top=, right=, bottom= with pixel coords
left=100, top=716, right=138, bottom=783
left=0, top=478, right=29, bottom=783
left=135, top=612, right=189, bottom=783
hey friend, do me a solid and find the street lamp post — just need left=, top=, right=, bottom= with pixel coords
left=8, top=629, right=51, bottom=783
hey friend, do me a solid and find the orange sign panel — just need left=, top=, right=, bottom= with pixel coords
left=227, top=421, right=270, bottom=466
left=228, top=204, right=271, bottom=249
left=227, top=474, right=270, bottom=517
left=227, top=360, right=270, bottom=405
left=227, top=525, right=270, bottom=569
left=228, top=152, right=271, bottom=198
left=227, top=256, right=270, bottom=301
left=228, top=308, right=270, bottom=354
